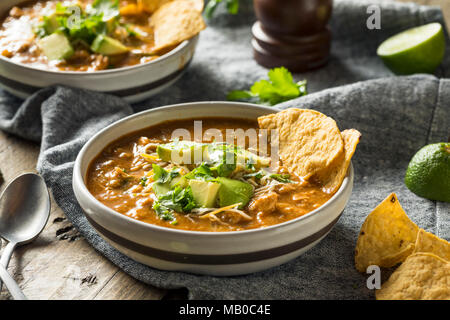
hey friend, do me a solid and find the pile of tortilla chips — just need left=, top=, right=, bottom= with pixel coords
left=258, top=108, right=361, bottom=193
left=355, top=193, right=450, bottom=300
left=137, top=0, right=206, bottom=52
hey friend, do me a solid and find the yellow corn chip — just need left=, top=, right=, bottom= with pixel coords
left=354, top=193, right=419, bottom=272
left=139, top=0, right=204, bottom=13
left=151, top=0, right=206, bottom=52
left=257, top=108, right=345, bottom=181
left=414, top=228, right=450, bottom=261
left=184, top=0, right=204, bottom=12
left=376, top=253, right=450, bottom=300
left=320, top=129, right=361, bottom=193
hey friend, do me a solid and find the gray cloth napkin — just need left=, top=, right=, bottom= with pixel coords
left=0, top=0, right=449, bottom=299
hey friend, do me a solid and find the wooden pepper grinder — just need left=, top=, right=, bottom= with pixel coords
left=252, top=0, right=333, bottom=72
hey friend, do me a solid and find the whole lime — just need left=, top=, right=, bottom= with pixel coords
left=405, top=142, right=450, bottom=202
left=377, top=23, right=446, bottom=75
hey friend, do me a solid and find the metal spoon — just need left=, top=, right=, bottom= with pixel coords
left=0, top=173, right=50, bottom=299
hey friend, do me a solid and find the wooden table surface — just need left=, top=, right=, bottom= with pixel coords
left=0, top=0, right=449, bottom=300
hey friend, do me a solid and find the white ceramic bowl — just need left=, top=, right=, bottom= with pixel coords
left=0, top=0, right=199, bottom=103
left=73, top=102, right=353, bottom=276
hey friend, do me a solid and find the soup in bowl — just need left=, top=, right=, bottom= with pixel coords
left=0, top=0, right=205, bottom=102
left=73, top=102, right=359, bottom=275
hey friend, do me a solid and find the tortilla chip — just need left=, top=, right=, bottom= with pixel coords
left=139, top=0, right=204, bottom=13
left=184, top=0, right=204, bottom=12
left=257, top=108, right=345, bottom=180
left=414, top=229, right=450, bottom=261
left=319, top=129, right=361, bottom=193
left=354, top=193, right=419, bottom=272
left=376, top=253, right=450, bottom=300
left=151, top=0, right=206, bottom=51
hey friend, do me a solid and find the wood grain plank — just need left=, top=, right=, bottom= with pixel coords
left=93, top=271, right=166, bottom=300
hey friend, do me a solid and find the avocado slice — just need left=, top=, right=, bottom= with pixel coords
left=38, top=33, right=74, bottom=61
left=42, top=14, right=60, bottom=34
left=216, top=177, right=254, bottom=209
left=188, top=180, right=220, bottom=208
left=157, top=141, right=207, bottom=165
left=91, top=35, right=129, bottom=55
left=152, top=182, right=170, bottom=197
left=170, top=176, right=188, bottom=188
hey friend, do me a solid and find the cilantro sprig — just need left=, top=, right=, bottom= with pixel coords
left=152, top=164, right=180, bottom=184
left=243, top=170, right=293, bottom=183
left=152, top=186, right=197, bottom=224
left=227, top=67, right=307, bottom=106
left=205, top=0, right=239, bottom=19
left=35, top=0, right=125, bottom=44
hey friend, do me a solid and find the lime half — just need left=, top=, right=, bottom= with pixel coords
left=377, top=23, right=446, bottom=75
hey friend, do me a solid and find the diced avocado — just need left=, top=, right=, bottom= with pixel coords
left=38, top=33, right=74, bottom=61
left=91, top=35, right=129, bottom=55
left=43, top=14, right=60, bottom=34
left=105, top=18, right=118, bottom=34
left=188, top=180, right=220, bottom=208
left=152, top=182, right=170, bottom=197
left=157, top=141, right=207, bottom=165
left=170, top=176, right=188, bottom=188
left=216, top=177, right=254, bottom=209
left=153, top=176, right=188, bottom=197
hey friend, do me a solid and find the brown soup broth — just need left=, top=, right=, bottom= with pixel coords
left=86, top=118, right=334, bottom=232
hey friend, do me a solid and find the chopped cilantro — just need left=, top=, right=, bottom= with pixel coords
left=243, top=170, right=292, bottom=183
left=34, top=0, right=127, bottom=45
left=139, top=177, right=148, bottom=186
left=184, top=163, right=214, bottom=181
left=205, top=0, right=239, bottom=19
left=152, top=202, right=176, bottom=222
left=152, top=164, right=179, bottom=184
left=243, top=170, right=265, bottom=179
left=227, top=67, right=307, bottom=106
left=152, top=186, right=196, bottom=223
left=88, top=0, right=120, bottom=21
left=269, top=174, right=293, bottom=183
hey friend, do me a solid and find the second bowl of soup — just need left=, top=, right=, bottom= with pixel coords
left=0, top=0, right=204, bottom=102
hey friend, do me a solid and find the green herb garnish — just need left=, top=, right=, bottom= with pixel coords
left=269, top=174, right=293, bottom=183
left=205, top=0, right=239, bottom=19
left=88, top=0, right=120, bottom=21
left=227, top=67, right=307, bottom=106
left=139, top=177, right=148, bottom=186
left=34, top=0, right=134, bottom=44
left=152, top=186, right=197, bottom=223
left=184, top=163, right=215, bottom=181
left=243, top=170, right=265, bottom=179
left=152, top=164, right=180, bottom=184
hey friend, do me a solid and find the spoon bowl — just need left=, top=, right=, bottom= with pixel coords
left=0, top=173, right=50, bottom=245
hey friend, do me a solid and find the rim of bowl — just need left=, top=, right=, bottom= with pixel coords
left=0, top=31, right=196, bottom=76
left=74, top=101, right=353, bottom=237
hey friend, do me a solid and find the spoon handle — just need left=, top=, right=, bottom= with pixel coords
left=0, top=241, right=16, bottom=292
left=0, top=264, right=27, bottom=300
